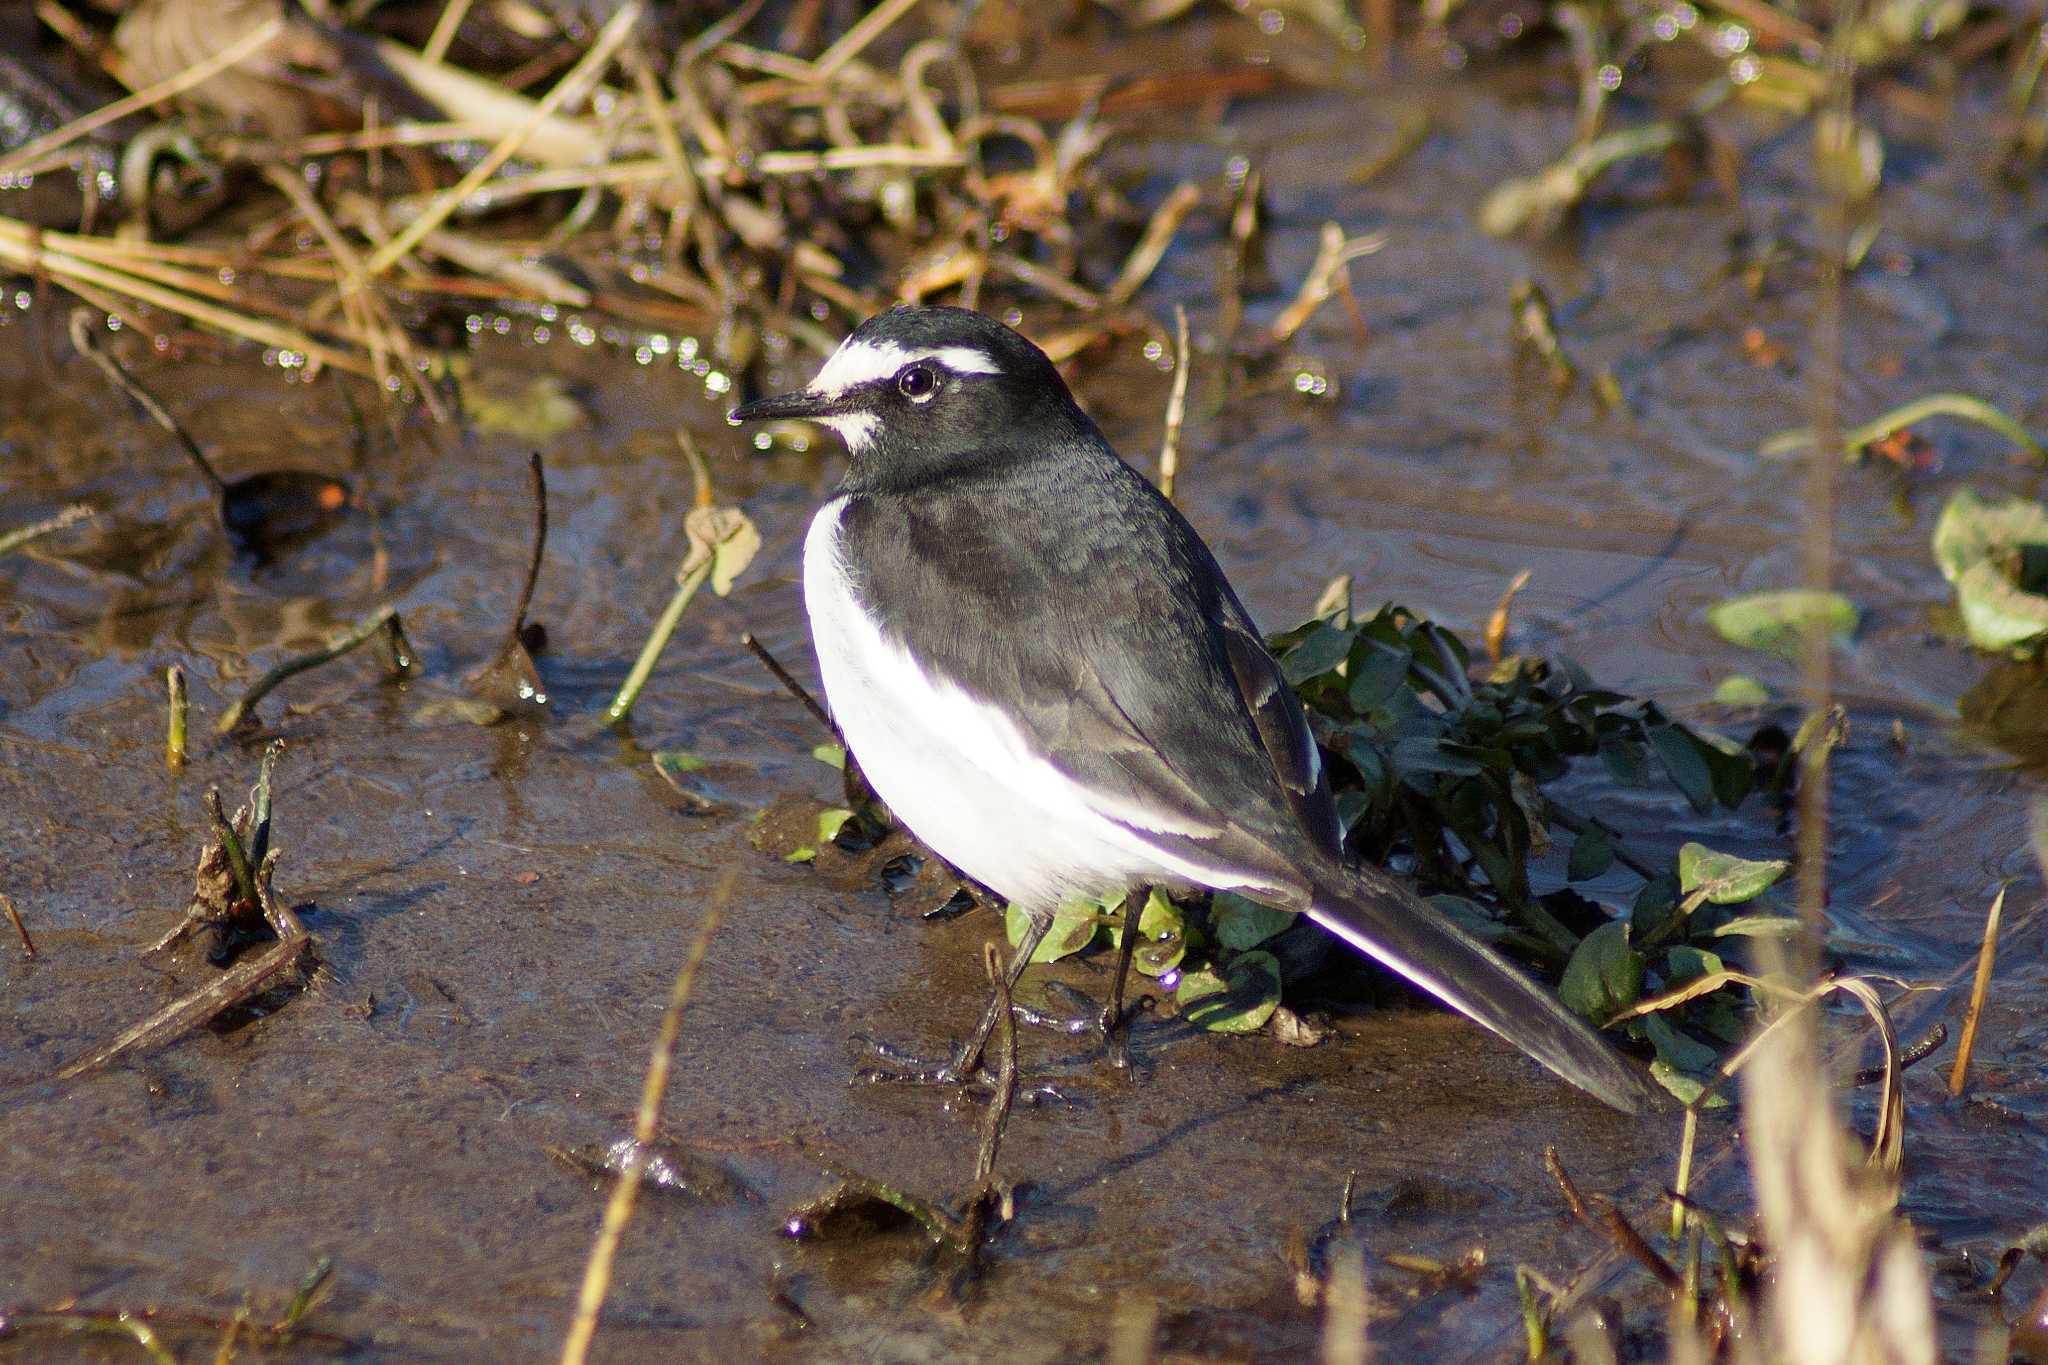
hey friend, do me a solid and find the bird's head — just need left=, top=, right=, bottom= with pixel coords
left=729, top=306, right=1084, bottom=484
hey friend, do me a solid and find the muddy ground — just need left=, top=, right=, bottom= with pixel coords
left=4, top=23, right=2048, bottom=1364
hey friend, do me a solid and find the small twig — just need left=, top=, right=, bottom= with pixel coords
left=69, top=308, right=225, bottom=493
left=0, top=503, right=93, bottom=557
left=51, top=854, right=311, bottom=1083
left=1544, top=1145, right=1681, bottom=1290
left=1509, top=279, right=1576, bottom=391
left=421, top=0, right=474, bottom=64
left=165, top=664, right=187, bottom=772
left=0, top=1302, right=345, bottom=1355
left=809, top=0, right=923, bottom=80
left=740, top=633, right=835, bottom=737
left=2, top=891, right=35, bottom=960
left=1543, top=804, right=1660, bottom=881
left=1948, top=885, right=2007, bottom=1095
left=505, top=452, right=548, bottom=655
left=560, top=875, right=729, bottom=1365
left=1106, top=180, right=1201, bottom=308
left=1268, top=222, right=1386, bottom=345
left=1156, top=306, right=1191, bottom=502
left=1852, top=1020, right=1945, bottom=1086
left=215, top=606, right=406, bottom=734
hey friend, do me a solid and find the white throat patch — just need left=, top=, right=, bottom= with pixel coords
left=807, top=339, right=1000, bottom=399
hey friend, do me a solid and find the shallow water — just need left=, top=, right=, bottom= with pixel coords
left=4, top=24, right=2047, bottom=1363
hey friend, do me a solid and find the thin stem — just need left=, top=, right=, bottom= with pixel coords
left=215, top=607, right=404, bottom=734
left=1156, top=306, right=1191, bottom=501
left=740, top=632, right=835, bottom=736
left=165, top=665, right=188, bottom=772
left=0, top=504, right=93, bottom=557
left=559, top=877, right=728, bottom=1365
left=69, top=309, right=225, bottom=493
left=605, top=563, right=711, bottom=725
left=2, top=891, right=35, bottom=960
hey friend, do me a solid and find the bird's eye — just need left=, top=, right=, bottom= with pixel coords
left=896, top=364, right=939, bottom=401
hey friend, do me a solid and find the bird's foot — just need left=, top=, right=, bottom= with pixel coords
left=851, top=1035, right=1068, bottom=1104
left=1029, top=979, right=1147, bottom=1070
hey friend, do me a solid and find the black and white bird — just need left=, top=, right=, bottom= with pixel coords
left=732, top=305, right=1659, bottom=1115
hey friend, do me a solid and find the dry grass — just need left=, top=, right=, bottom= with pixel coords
left=0, top=0, right=1339, bottom=398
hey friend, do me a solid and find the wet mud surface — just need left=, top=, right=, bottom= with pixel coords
left=5, top=37, right=2048, bottom=1364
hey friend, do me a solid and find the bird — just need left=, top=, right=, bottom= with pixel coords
left=731, top=305, right=1660, bottom=1115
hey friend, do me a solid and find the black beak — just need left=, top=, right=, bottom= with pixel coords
left=729, top=389, right=837, bottom=423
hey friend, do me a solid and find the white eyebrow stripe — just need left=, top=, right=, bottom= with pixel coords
left=807, top=340, right=999, bottom=398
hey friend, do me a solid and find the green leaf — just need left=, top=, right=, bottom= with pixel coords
left=1648, top=1060, right=1730, bottom=1108
left=1598, top=732, right=1649, bottom=788
left=1346, top=646, right=1411, bottom=710
left=1678, top=842, right=1788, bottom=904
left=1006, top=896, right=1103, bottom=963
left=652, top=750, right=709, bottom=776
left=1707, top=590, right=1858, bottom=660
left=1712, top=675, right=1772, bottom=705
left=1630, top=874, right=1680, bottom=940
left=1566, top=827, right=1615, bottom=882
left=1690, top=727, right=1755, bottom=809
left=1280, top=621, right=1358, bottom=685
left=1558, top=921, right=1644, bottom=1021
left=1664, top=945, right=1726, bottom=982
left=1642, top=1013, right=1720, bottom=1073
left=1648, top=725, right=1715, bottom=814
left=785, top=806, right=856, bottom=862
left=1110, top=889, right=1188, bottom=977
left=811, top=742, right=846, bottom=769
left=1177, top=950, right=1283, bottom=1033
left=1931, top=488, right=2048, bottom=653
left=1711, top=913, right=1804, bottom=938
left=1211, top=891, right=1296, bottom=950
left=1390, top=736, right=1485, bottom=776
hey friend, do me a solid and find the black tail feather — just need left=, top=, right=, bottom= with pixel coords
left=1307, top=863, right=1665, bottom=1115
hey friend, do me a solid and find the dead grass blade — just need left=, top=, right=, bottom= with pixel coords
left=558, top=873, right=729, bottom=1365
left=1947, top=883, right=2007, bottom=1095
left=358, top=0, right=643, bottom=282
left=1155, top=304, right=1191, bottom=501
left=0, top=15, right=284, bottom=176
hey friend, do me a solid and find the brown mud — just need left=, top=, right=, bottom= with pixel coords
left=4, top=34, right=2047, bottom=1364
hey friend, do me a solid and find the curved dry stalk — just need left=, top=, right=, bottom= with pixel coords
left=215, top=606, right=411, bottom=733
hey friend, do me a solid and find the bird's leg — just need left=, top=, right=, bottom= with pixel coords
left=1098, top=886, right=1146, bottom=1069
left=857, top=907, right=1055, bottom=1087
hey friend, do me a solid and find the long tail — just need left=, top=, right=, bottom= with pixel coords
left=1307, top=862, right=1664, bottom=1115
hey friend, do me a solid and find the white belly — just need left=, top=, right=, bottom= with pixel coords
left=802, top=498, right=1247, bottom=910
